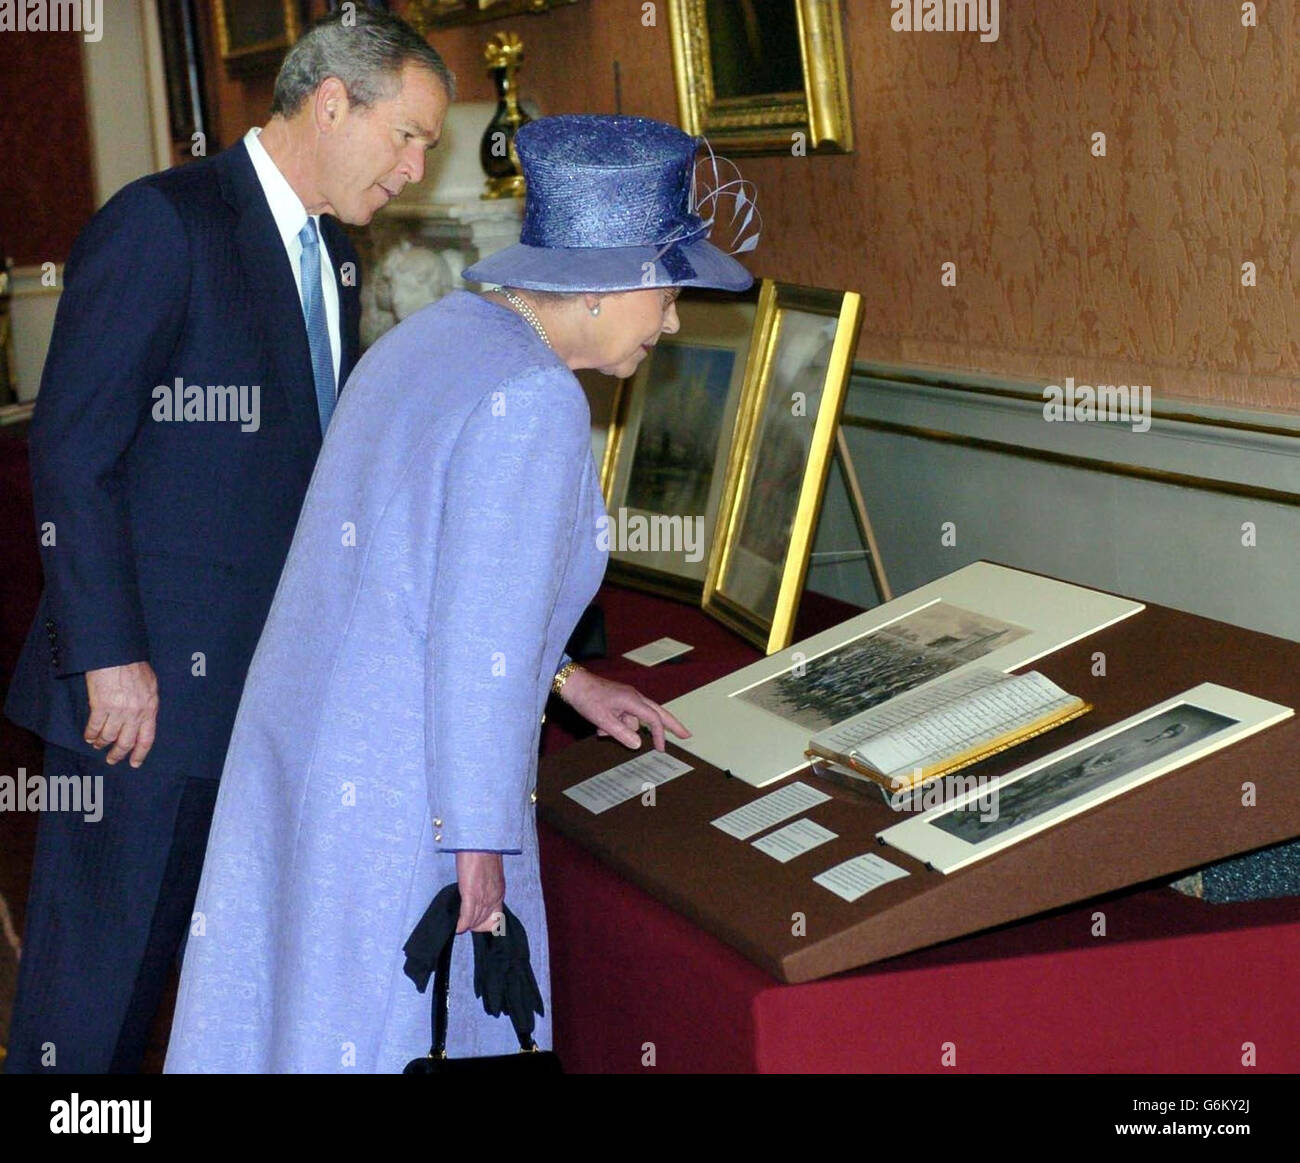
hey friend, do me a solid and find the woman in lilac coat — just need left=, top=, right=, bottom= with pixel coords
left=165, top=115, right=757, bottom=1072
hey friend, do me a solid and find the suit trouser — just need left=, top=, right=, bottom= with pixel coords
left=4, top=743, right=218, bottom=1073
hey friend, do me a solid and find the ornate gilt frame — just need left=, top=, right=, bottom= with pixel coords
left=402, top=0, right=577, bottom=31
left=598, top=289, right=758, bottom=603
left=667, top=0, right=853, bottom=154
left=702, top=279, right=863, bottom=653
left=214, top=1, right=301, bottom=77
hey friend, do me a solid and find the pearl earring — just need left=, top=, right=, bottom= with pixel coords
left=590, top=306, right=600, bottom=317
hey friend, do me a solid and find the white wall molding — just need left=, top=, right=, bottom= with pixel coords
left=807, top=364, right=1300, bottom=644
left=847, top=367, right=1300, bottom=500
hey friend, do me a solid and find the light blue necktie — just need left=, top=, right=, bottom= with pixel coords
left=298, top=218, right=336, bottom=433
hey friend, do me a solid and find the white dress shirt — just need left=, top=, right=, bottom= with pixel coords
left=243, top=127, right=341, bottom=385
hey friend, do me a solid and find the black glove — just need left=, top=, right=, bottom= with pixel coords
left=472, top=903, right=545, bottom=1041
left=402, top=887, right=545, bottom=1045
left=401, top=883, right=461, bottom=992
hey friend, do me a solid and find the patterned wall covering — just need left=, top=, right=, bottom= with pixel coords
left=217, top=1, right=1300, bottom=413
left=814, top=0, right=1299, bottom=414
left=0, top=31, right=95, bottom=267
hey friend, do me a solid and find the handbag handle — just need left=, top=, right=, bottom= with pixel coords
left=427, top=922, right=539, bottom=1058
left=430, top=927, right=454, bottom=1058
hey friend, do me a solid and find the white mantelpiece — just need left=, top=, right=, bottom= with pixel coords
left=357, top=100, right=528, bottom=347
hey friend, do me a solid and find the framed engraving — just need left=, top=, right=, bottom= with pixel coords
left=668, top=562, right=1147, bottom=787
left=877, top=684, right=1294, bottom=874
left=600, top=289, right=757, bottom=601
left=702, top=279, right=861, bottom=652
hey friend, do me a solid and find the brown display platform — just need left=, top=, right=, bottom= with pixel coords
left=538, top=599, right=1300, bottom=983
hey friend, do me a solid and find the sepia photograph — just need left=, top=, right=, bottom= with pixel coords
left=933, top=703, right=1237, bottom=843
left=878, top=684, right=1294, bottom=882
left=736, top=600, right=1029, bottom=731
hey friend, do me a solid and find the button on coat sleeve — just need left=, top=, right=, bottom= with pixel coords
left=426, top=369, right=591, bottom=852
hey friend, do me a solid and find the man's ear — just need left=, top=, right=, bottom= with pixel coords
left=313, top=77, right=350, bottom=133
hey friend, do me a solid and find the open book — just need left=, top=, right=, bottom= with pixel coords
left=806, top=668, right=1091, bottom=795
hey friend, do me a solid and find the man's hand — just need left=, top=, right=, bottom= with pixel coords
left=455, top=851, right=505, bottom=934
left=559, top=668, right=691, bottom=751
left=84, top=661, right=159, bottom=768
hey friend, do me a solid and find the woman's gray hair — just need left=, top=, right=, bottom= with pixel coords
left=272, top=6, right=455, bottom=118
left=509, top=288, right=586, bottom=305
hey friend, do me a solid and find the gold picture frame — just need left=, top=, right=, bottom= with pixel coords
left=215, top=0, right=301, bottom=77
left=598, top=288, right=758, bottom=603
left=702, top=279, right=862, bottom=653
left=402, top=0, right=578, bottom=31
left=667, top=0, right=853, bottom=155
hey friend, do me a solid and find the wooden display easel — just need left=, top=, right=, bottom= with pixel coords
left=834, top=428, right=892, bottom=602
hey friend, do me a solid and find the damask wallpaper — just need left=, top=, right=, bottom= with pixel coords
left=205, top=1, right=1298, bottom=412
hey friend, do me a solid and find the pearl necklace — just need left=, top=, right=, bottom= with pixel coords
left=498, top=288, right=552, bottom=350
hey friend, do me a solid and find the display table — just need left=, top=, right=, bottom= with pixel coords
left=538, top=582, right=1300, bottom=1072
left=4, top=425, right=1297, bottom=1072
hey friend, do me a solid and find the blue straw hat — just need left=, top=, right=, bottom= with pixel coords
left=462, top=114, right=758, bottom=293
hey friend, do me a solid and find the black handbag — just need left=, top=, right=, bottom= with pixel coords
left=402, top=886, right=562, bottom=1074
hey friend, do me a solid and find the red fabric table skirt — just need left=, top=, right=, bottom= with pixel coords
left=539, top=584, right=1300, bottom=1073
left=541, top=825, right=1300, bottom=1073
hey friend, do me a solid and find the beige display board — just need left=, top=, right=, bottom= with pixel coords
left=879, top=683, right=1293, bottom=874
left=539, top=598, right=1300, bottom=984
left=667, top=562, right=1145, bottom=787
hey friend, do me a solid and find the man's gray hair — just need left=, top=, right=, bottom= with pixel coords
left=272, top=6, right=455, bottom=118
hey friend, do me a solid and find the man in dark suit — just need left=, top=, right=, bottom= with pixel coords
left=3, top=8, right=451, bottom=1072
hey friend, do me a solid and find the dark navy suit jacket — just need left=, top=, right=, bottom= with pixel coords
left=5, top=142, right=361, bottom=781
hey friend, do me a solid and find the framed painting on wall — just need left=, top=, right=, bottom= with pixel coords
left=702, top=279, right=862, bottom=653
left=600, top=288, right=758, bottom=602
left=667, top=0, right=853, bottom=154
left=402, top=0, right=577, bottom=31
left=215, top=0, right=301, bottom=77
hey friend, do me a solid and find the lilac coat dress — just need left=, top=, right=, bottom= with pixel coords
left=165, top=292, right=607, bottom=1072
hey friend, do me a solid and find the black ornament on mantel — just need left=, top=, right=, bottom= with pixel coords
left=480, top=31, right=531, bottom=199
